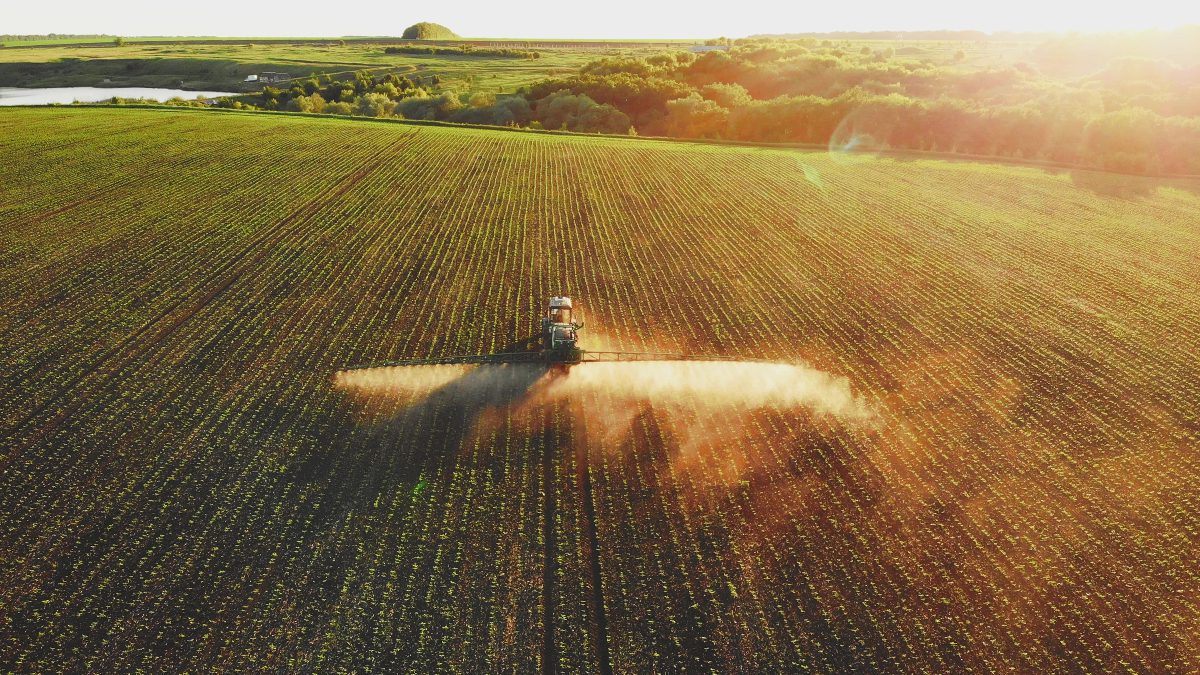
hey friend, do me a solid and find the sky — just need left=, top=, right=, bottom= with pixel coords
left=4, top=0, right=1199, bottom=38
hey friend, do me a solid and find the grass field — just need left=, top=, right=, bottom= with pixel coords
left=2, top=107, right=1199, bottom=671
left=0, top=36, right=702, bottom=47
left=0, top=42, right=605, bottom=92
left=0, top=36, right=1042, bottom=94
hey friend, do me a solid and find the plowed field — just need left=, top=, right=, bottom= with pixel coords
left=2, top=107, right=1199, bottom=672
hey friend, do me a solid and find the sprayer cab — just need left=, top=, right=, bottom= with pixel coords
left=542, top=296, right=584, bottom=361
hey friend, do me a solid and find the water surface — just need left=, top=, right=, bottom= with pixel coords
left=0, top=87, right=238, bottom=106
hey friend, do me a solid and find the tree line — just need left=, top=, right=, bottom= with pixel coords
left=514, top=43, right=1200, bottom=174
left=197, top=70, right=629, bottom=133
left=384, top=45, right=541, bottom=59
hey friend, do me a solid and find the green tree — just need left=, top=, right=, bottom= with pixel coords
left=285, top=93, right=326, bottom=113
left=664, top=94, right=729, bottom=138
left=353, top=70, right=375, bottom=94
left=374, top=82, right=401, bottom=99
left=355, top=93, right=396, bottom=117
left=533, top=91, right=630, bottom=133
left=1083, top=107, right=1164, bottom=172
left=700, top=83, right=752, bottom=109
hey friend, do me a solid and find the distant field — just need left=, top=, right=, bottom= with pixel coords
left=0, top=42, right=618, bottom=92
left=0, top=36, right=700, bottom=47
left=0, top=35, right=1038, bottom=93
left=1, top=107, right=1199, bottom=671
left=1, top=36, right=371, bottom=47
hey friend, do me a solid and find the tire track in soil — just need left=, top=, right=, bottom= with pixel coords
left=0, top=124, right=300, bottom=295
left=542, top=402, right=557, bottom=674
left=0, top=117, right=179, bottom=162
left=3, top=129, right=419, bottom=458
left=576, top=403, right=614, bottom=675
left=4, top=118, right=203, bottom=227
left=20, top=175, right=154, bottom=228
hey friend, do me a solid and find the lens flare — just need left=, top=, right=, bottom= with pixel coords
left=828, top=109, right=885, bottom=164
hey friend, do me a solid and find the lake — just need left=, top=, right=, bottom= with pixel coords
left=0, top=87, right=239, bottom=106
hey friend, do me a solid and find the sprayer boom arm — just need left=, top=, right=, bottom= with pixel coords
left=341, top=350, right=777, bottom=371
left=340, top=352, right=544, bottom=370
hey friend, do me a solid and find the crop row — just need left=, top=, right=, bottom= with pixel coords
left=2, top=107, right=1198, bottom=671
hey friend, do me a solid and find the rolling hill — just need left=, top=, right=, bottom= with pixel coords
left=402, top=22, right=460, bottom=40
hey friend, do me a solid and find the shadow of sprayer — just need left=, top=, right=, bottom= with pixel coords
left=330, top=363, right=553, bottom=483
left=299, top=362, right=556, bottom=520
